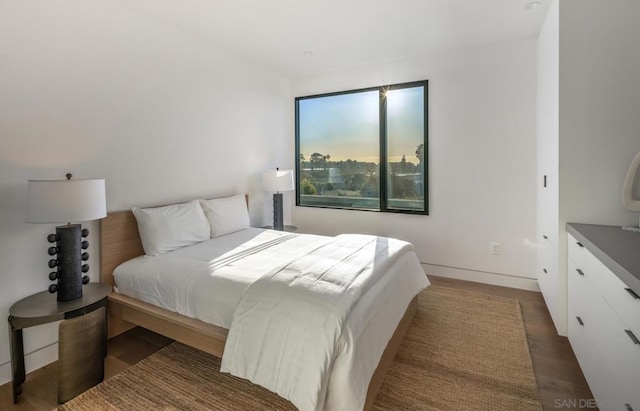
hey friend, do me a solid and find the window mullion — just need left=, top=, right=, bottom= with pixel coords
left=295, top=100, right=301, bottom=207
left=379, top=88, right=387, bottom=212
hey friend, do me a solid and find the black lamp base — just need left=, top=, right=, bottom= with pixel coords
left=272, top=193, right=284, bottom=231
left=55, top=225, right=83, bottom=301
left=47, top=224, right=91, bottom=302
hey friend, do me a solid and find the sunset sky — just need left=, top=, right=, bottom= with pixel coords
left=298, top=86, right=424, bottom=164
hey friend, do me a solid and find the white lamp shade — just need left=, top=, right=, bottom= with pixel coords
left=263, top=169, right=295, bottom=192
left=26, top=179, right=107, bottom=223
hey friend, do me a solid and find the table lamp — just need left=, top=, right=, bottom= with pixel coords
left=26, top=174, right=106, bottom=301
left=263, top=168, right=294, bottom=231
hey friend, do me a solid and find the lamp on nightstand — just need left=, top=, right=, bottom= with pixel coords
left=26, top=174, right=106, bottom=301
left=263, top=168, right=294, bottom=231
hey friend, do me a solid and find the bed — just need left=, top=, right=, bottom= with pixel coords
left=100, top=195, right=429, bottom=411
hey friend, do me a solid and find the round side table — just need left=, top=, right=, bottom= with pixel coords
left=8, top=282, right=111, bottom=404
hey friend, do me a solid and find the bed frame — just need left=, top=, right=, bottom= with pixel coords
left=100, top=202, right=417, bottom=410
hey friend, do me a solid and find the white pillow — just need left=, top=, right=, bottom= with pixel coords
left=132, top=200, right=210, bottom=256
left=199, top=195, right=250, bottom=237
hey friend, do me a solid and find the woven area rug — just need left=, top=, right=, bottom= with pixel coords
left=59, top=286, right=542, bottom=411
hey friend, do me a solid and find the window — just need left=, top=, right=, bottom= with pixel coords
left=295, top=80, right=428, bottom=214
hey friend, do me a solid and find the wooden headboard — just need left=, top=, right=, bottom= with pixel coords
left=100, top=210, right=144, bottom=288
left=100, top=195, right=248, bottom=288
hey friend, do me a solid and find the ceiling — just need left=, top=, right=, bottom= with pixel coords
left=109, top=0, right=550, bottom=77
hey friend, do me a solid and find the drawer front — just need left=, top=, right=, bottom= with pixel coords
left=538, top=240, right=558, bottom=280
left=598, top=298, right=640, bottom=411
left=568, top=234, right=640, bottom=340
left=537, top=180, right=558, bottom=248
left=567, top=259, right=590, bottom=371
left=567, top=234, right=603, bottom=281
left=590, top=263, right=640, bottom=339
left=538, top=241, right=561, bottom=331
left=539, top=225, right=558, bottom=250
left=537, top=266, right=555, bottom=316
left=570, top=270, right=612, bottom=409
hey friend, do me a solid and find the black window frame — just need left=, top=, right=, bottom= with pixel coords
left=295, top=80, right=429, bottom=215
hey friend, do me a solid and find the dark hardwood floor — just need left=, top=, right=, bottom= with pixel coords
left=0, top=276, right=593, bottom=410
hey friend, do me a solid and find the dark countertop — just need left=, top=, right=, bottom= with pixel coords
left=566, top=223, right=640, bottom=296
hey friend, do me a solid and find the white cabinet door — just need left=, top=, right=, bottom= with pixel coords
left=536, top=111, right=559, bottom=248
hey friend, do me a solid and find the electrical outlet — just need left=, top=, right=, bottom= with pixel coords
left=491, top=242, right=502, bottom=255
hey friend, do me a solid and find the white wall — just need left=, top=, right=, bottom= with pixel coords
left=0, top=1, right=291, bottom=385
left=291, top=38, right=539, bottom=290
left=559, top=0, right=640, bottom=227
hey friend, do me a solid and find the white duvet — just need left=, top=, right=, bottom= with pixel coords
left=113, top=228, right=429, bottom=410
left=221, top=234, right=416, bottom=411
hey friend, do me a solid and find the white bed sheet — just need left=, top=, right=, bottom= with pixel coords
left=114, top=227, right=292, bottom=328
left=113, top=227, right=429, bottom=410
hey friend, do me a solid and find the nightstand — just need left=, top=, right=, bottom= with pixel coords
left=8, top=282, right=111, bottom=404
left=262, top=225, right=298, bottom=232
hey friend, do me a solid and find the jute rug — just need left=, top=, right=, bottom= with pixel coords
left=59, top=286, right=542, bottom=410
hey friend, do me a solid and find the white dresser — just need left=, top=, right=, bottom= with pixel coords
left=567, top=224, right=640, bottom=411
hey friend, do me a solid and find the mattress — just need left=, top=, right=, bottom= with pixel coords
left=114, top=227, right=299, bottom=329
left=113, top=227, right=429, bottom=410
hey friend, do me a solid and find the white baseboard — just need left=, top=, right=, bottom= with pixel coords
left=422, top=263, right=541, bottom=292
left=0, top=342, right=58, bottom=387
